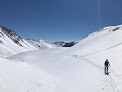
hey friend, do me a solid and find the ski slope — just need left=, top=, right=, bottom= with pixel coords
left=1, top=25, right=122, bottom=92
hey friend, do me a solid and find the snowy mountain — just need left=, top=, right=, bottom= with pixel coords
left=53, top=41, right=66, bottom=47
left=54, top=41, right=78, bottom=47
left=1, top=24, right=122, bottom=92
left=71, top=24, right=122, bottom=56
left=26, top=39, right=56, bottom=50
left=0, top=26, right=56, bottom=57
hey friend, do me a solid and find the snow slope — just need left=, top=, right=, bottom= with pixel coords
left=6, top=49, right=104, bottom=92
left=69, top=24, right=122, bottom=92
left=0, top=27, right=38, bottom=57
left=0, top=57, right=56, bottom=92
left=26, top=39, right=56, bottom=50
left=2, top=24, right=122, bottom=92
left=0, top=26, right=56, bottom=57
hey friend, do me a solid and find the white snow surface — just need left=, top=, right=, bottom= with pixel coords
left=0, top=27, right=56, bottom=57
left=26, top=39, right=56, bottom=50
left=1, top=25, right=122, bottom=92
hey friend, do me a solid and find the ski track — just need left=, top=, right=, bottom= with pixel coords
left=58, top=53, right=121, bottom=92
left=70, top=55, right=120, bottom=92
left=78, top=42, right=122, bottom=57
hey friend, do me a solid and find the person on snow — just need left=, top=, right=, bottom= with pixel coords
left=104, top=59, right=110, bottom=74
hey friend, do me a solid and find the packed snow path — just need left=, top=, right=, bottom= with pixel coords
left=74, top=55, right=120, bottom=92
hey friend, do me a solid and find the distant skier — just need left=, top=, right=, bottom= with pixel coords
left=104, top=59, right=110, bottom=74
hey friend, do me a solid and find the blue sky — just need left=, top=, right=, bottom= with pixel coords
left=0, top=0, right=122, bottom=41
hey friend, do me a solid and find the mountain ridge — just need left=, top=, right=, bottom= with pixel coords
left=0, top=26, right=56, bottom=57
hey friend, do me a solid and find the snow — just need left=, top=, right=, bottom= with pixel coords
left=0, top=27, right=56, bottom=57
left=26, top=39, right=56, bottom=50
left=0, top=28, right=37, bottom=57
left=4, top=50, right=103, bottom=92
left=1, top=25, right=122, bottom=92
left=0, top=57, right=56, bottom=92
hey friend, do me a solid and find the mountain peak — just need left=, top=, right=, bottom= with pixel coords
left=0, top=26, right=56, bottom=57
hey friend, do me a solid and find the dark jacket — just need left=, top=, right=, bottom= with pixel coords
left=105, top=61, right=110, bottom=66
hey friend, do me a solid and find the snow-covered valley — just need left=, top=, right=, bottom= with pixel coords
left=1, top=25, right=122, bottom=92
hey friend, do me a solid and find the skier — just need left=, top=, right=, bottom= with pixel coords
left=104, top=59, right=110, bottom=74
